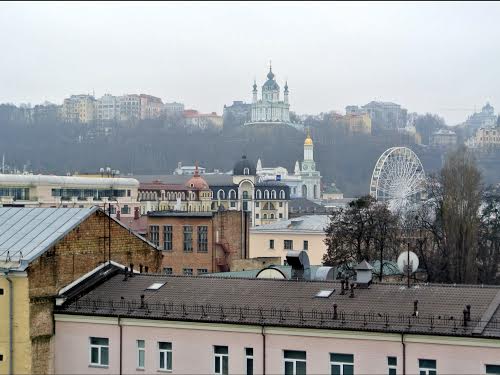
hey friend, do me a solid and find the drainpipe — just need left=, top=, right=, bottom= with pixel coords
left=261, top=326, right=266, bottom=375
left=3, top=271, right=13, bottom=375
left=401, top=332, right=406, bottom=375
left=118, top=315, right=123, bottom=375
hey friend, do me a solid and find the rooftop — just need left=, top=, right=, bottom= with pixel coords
left=251, top=215, right=329, bottom=233
left=0, top=207, right=97, bottom=269
left=148, top=211, right=213, bottom=218
left=55, top=270, right=500, bottom=338
left=0, top=173, right=139, bottom=187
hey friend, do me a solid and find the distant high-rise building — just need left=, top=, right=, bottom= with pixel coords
left=62, top=94, right=96, bottom=123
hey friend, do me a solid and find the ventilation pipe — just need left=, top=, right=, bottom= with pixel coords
left=285, top=250, right=310, bottom=281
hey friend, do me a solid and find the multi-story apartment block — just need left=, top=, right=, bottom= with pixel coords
left=140, top=94, right=163, bottom=120
left=343, top=106, right=372, bottom=134
left=96, top=94, right=120, bottom=122
left=54, top=264, right=500, bottom=375
left=0, top=173, right=140, bottom=219
left=119, top=94, right=141, bottom=121
left=471, top=126, right=500, bottom=148
left=361, top=101, right=408, bottom=130
left=163, top=102, right=185, bottom=116
left=431, top=128, right=458, bottom=147
left=183, top=109, right=223, bottom=130
left=62, top=94, right=96, bottom=123
left=146, top=209, right=250, bottom=273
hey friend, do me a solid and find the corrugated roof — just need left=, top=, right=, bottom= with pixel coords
left=0, top=207, right=97, bottom=270
left=251, top=215, right=329, bottom=233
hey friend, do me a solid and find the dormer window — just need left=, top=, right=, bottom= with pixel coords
left=243, top=167, right=250, bottom=175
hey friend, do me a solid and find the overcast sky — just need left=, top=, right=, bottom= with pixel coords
left=1, top=1, right=500, bottom=124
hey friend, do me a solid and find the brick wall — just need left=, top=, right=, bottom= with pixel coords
left=27, top=210, right=162, bottom=374
left=147, top=211, right=250, bottom=275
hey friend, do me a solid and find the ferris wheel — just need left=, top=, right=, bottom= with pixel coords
left=369, top=147, right=426, bottom=211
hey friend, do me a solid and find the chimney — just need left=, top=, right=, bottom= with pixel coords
left=349, top=283, right=355, bottom=298
left=139, top=264, right=143, bottom=273
left=130, top=263, right=134, bottom=276
left=340, top=279, right=346, bottom=295
left=333, top=304, right=338, bottom=320
left=413, top=300, right=419, bottom=317
left=145, top=266, right=149, bottom=273
left=285, top=250, right=311, bottom=281
left=134, top=207, right=140, bottom=220
left=466, top=305, right=471, bottom=321
left=463, top=309, right=468, bottom=327
left=354, top=260, right=373, bottom=288
left=123, top=267, right=129, bottom=281
left=140, top=294, right=145, bottom=309
left=116, top=210, right=121, bottom=221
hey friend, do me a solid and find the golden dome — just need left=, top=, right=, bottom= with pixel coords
left=304, top=128, right=313, bottom=145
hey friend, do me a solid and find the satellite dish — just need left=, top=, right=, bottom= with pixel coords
left=397, top=251, right=419, bottom=274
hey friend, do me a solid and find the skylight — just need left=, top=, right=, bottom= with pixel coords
left=316, top=290, right=334, bottom=298
left=146, top=282, right=165, bottom=290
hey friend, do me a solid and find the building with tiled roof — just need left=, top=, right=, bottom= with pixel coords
left=53, top=263, right=500, bottom=374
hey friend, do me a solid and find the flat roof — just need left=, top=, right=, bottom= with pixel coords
left=148, top=211, right=213, bottom=218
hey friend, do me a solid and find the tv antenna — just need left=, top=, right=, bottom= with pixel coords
left=397, top=248, right=419, bottom=288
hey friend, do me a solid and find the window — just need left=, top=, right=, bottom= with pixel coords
left=330, top=353, right=353, bottom=375
left=279, top=201, right=283, bottom=207
left=89, top=337, right=109, bottom=367
left=198, top=226, right=208, bottom=252
left=256, top=202, right=260, bottom=207
left=269, top=239, right=275, bottom=249
left=245, top=348, right=253, bottom=375
left=280, top=190, right=285, bottom=199
left=284, top=240, right=293, bottom=250
left=388, top=357, right=397, bottom=375
left=158, top=342, right=172, bottom=371
left=163, top=267, right=173, bottom=275
left=197, top=268, right=208, bottom=275
left=256, top=190, right=262, bottom=200
left=279, top=213, right=283, bottom=219
left=137, top=340, right=145, bottom=369
left=183, top=268, right=193, bottom=276
left=122, top=205, right=130, bottom=214
left=486, top=365, right=500, bottom=375
left=214, top=346, right=229, bottom=375
left=256, top=214, right=260, bottom=219
left=418, top=359, right=436, bottom=375
left=150, top=225, right=159, bottom=247
left=183, top=226, right=193, bottom=251
left=243, top=202, right=248, bottom=211
left=303, top=241, right=308, bottom=250
left=243, top=191, right=249, bottom=199
left=163, top=225, right=172, bottom=251
left=0, top=288, right=3, bottom=295
left=243, top=167, right=250, bottom=175
left=230, top=202, right=236, bottom=208
left=284, top=350, right=306, bottom=375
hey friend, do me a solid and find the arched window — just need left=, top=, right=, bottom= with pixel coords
left=270, top=214, right=275, bottom=219
left=243, top=191, right=249, bottom=199
left=271, top=190, right=276, bottom=199
left=263, top=214, right=267, bottom=219
left=314, top=185, right=318, bottom=199
left=256, top=190, right=262, bottom=200
left=302, top=185, right=307, bottom=198
left=243, top=167, right=250, bottom=175
left=279, top=190, right=285, bottom=199
left=229, top=190, right=236, bottom=200
left=264, top=190, right=270, bottom=199
left=217, top=189, right=225, bottom=200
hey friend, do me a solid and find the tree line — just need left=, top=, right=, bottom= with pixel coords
left=323, top=146, right=500, bottom=284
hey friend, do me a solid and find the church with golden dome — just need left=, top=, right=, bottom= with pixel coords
left=299, top=129, right=322, bottom=201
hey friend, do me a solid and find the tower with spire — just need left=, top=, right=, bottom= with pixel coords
left=247, top=63, right=291, bottom=125
left=297, top=128, right=322, bottom=201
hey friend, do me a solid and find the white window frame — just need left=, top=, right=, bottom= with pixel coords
left=388, top=356, right=397, bottom=375
left=158, top=341, right=172, bottom=372
left=89, top=337, right=109, bottom=367
left=330, top=353, right=353, bottom=375
left=283, top=350, right=306, bottom=375
left=137, top=339, right=145, bottom=369
left=245, top=347, right=254, bottom=375
left=214, top=346, right=229, bottom=375
left=418, top=359, right=436, bottom=375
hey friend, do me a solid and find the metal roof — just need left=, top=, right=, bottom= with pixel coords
left=0, top=207, right=97, bottom=270
left=251, top=215, right=330, bottom=233
left=0, top=173, right=139, bottom=187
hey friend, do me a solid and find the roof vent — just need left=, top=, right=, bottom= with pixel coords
left=354, top=259, right=373, bottom=288
left=314, top=266, right=336, bottom=281
left=286, top=250, right=310, bottom=281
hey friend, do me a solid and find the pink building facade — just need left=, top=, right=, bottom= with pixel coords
left=54, top=317, right=500, bottom=374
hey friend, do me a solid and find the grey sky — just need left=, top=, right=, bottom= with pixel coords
left=1, top=1, right=499, bottom=124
